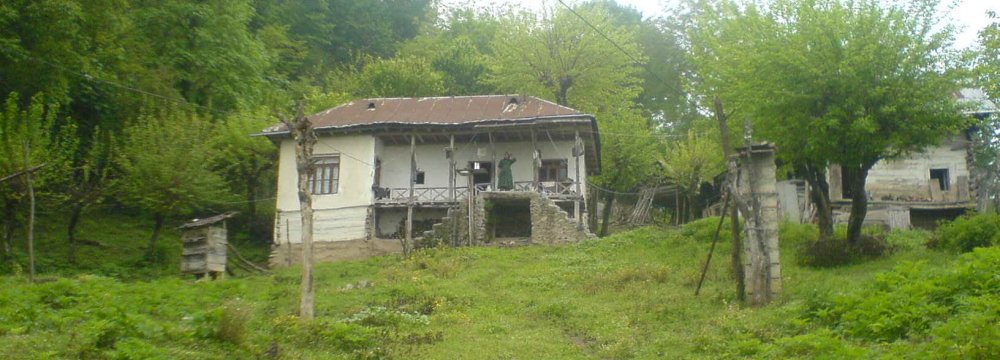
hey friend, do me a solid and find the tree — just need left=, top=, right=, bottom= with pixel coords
left=488, top=3, right=656, bottom=235
left=212, top=110, right=278, bottom=243
left=353, top=56, right=446, bottom=98
left=689, top=0, right=965, bottom=244
left=117, top=110, right=232, bottom=259
left=657, top=123, right=725, bottom=222
left=976, top=12, right=999, bottom=99
left=281, top=103, right=316, bottom=320
left=55, top=127, right=118, bottom=264
left=131, top=0, right=269, bottom=114
left=489, top=4, right=643, bottom=110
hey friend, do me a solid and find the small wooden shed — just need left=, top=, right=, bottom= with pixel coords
left=179, top=212, right=237, bottom=279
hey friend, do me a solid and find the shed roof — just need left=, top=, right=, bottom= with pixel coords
left=178, top=212, right=238, bottom=230
left=260, top=95, right=590, bottom=134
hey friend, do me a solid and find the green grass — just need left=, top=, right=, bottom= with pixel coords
left=2, top=209, right=270, bottom=280
left=1, top=219, right=990, bottom=359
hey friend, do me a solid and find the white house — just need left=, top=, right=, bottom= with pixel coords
left=260, top=95, right=601, bottom=264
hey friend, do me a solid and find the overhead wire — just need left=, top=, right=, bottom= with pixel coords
left=552, top=0, right=708, bottom=117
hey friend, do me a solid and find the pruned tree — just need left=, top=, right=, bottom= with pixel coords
left=280, top=102, right=316, bottom=320
left=0, top=92, right=70, bottom=266
left=689, top=0, right=966, bottom=244
left=117, top=109, right=233, bottom=260
left=657, top=122, right=725, bottom=222
left=212, top=110, right=278, bottom=243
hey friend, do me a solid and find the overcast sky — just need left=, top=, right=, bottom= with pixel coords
left=443, top=0, right=998, bottom=50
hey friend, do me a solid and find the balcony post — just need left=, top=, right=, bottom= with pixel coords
left=449, top=135, right=455, bottom=202
left=406, top=135, right=415, bottom=255
left=575, top=130, right=583, bottom=229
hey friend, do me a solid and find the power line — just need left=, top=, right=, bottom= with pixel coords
left=0, top=43, right=222, bottom=115
left=553, top=0, right=703, bottom=114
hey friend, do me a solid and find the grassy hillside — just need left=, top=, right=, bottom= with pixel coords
left=1, top=210, right=270, bottom=280
left=1, top=222, right=995, bottom=359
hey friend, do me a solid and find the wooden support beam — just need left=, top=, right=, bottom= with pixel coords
left=489, top=131, right=497, bottom=189
left=449, top=135, right=456, bottom=202
left=0, top=163, right=47, bottom=184
left=531, top=128, right=539, bottom=191
left=575, top=130, right=583, bottom=229
left=407, top=135, right=415, bottom=255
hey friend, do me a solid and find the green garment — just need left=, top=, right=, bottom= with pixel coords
left=498, top=158, right=516, bottom=190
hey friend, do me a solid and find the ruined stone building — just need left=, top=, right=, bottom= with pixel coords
left=777, top=88, right=999, bottom=229
left=259, top=95, right=599, bottom=265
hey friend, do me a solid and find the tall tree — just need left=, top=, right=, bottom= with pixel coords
left=131, top=0, right=269, bottom=114
left=689, top=0, right=965, bottom=244
left=353, top=56, right=447, bottom=98
left=976, top=12, right=1000, bottom=99
left=657, top=122, right=726, bottom=222
left=117, top=110, right=232, bottom=259
left=0, top=92, right=72, bottom=262
left=212, top=110, right=278, bottom=243
left=490, top=3, right=655, bottom=235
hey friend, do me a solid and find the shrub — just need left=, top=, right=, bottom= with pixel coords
left=932, top=212, right=1000, bottom=252
left=796, top=247, right=1000, bottom=347
left=797, top=227, right=891, bottom=267
left=679, top=216, right=725, bottom=242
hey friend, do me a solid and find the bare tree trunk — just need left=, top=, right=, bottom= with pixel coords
left=801, top=165, right=834, bottom=241
left=287, top=103, right=316, bottom=320
left=845, top=164, right=874, bottom=245
left=600, top=192, right=615, bottom=237
left=67, top=204, right=83, bottom=264
left=24, top=143, right=36, bottom=282
left=588, top=186, right=599, bottom=231
left=713, top=96, right=745, bottom=302
left=146, top=213, right=164, bottom=260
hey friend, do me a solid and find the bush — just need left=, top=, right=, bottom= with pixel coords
left=679, top=216, right=725, bottom=242
left=932, top=212, right=1000, bottom=252
left=797, top=226, right=891, bottom=267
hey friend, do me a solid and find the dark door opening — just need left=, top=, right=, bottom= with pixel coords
left=487, top=198, right=532, bottom=240
left=470, top=161, right=493, bottom=186
left=930, top=168, right=950, bottom=191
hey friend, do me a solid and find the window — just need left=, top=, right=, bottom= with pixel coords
left=414, top=170, right=425, bottom=185
left=539, top=159, right=568, bottom=182
left=309, top=155, right=340, bottom=195
left=930, top=168, right=950, bottom=191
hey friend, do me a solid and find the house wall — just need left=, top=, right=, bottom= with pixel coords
left=830, top=135, right=971, bottom=203
left=274, top=134, right=377, bottom=244
left=378, top=139, right=587, bottom=198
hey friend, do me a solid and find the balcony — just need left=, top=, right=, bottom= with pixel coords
left=373, top=180, right=582, bottom=206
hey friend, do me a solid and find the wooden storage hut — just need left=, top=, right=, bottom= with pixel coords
left=179, top=212, right=236, bottom=279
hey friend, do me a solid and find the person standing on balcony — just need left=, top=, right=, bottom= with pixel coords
left=498, top=152, right=516, bottom=191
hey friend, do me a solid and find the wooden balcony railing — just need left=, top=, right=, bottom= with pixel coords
left=373, top=181, right=581, bottom=204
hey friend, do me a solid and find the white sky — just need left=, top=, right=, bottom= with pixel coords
left=442, top=0, right=998, bottom=50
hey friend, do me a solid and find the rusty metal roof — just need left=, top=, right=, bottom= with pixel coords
left=178, top=211, right=238, bottom=230
left=261, top=95, right=589, bottom=134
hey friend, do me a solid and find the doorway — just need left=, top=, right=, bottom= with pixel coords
left=469, top=161, right=493, bottom=187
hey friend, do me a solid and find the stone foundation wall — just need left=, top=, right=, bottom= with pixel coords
left=269, top=238, right=402, bottom=267
left=428, top=192, right=594, bottom=246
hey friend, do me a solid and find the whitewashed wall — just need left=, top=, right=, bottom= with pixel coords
left=378, top=139, right=587, bottom=199
left=275, top=134, right=377, bottom=243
